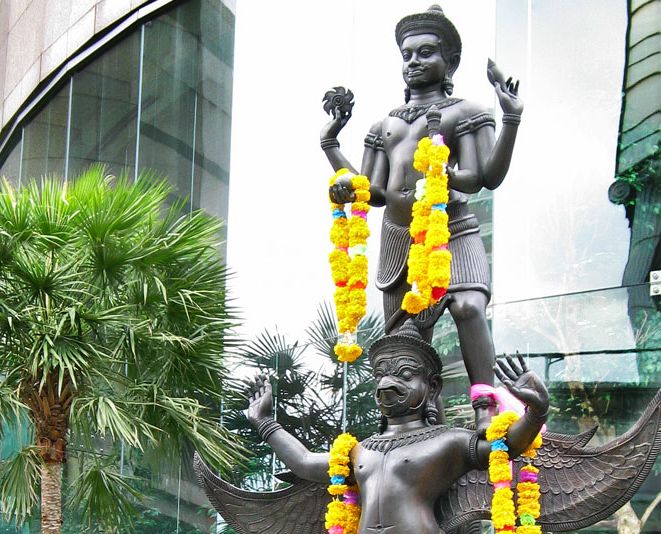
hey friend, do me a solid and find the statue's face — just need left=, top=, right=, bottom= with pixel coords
left=400, top=33, right=447, bottom=89
left=372, top=349, right=430, bottom=418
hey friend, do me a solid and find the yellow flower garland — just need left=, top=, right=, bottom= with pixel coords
left=486, top=411, right=543, bottom=534
left=402, top=135, right=452, bottom=314
left=329, top=169, right=370, bottom=362
left=325, top=433, right=360, bottom=534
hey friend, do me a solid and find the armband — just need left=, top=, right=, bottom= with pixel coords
left=364, top=132, right=385, bottom=151
left=471, top=395, right=497, bottom=411
left=502, top=113, right=522, bottom=126
left=469, top=432, right=486, bottom=470
left=455, top=112, right=496, bottom=137
left=321, top=138, right=340, bottom=150
left=256, top=418, right=283, bottom=442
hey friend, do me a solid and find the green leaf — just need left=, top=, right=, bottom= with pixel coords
left=0, top=446, right=41, bottom=525
left=67, top=460, right=142, bottom=533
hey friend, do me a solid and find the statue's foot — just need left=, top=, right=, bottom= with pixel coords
left=472, top=396, right=497, bottom=437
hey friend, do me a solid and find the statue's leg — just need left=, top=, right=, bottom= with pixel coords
left=382, top=281, right=435, bottom=342
left=447, top=289, right=496, bottom=434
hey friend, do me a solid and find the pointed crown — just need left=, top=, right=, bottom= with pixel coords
left=395, top=5, right=462, bottom=64
left=368, top=319, right=443, bottom=375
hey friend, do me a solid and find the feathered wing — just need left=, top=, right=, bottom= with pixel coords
left=436, top=389, right=661, bottom=533
left=435, top=467, right=492, bottom=533
left=536, top=388, right=661, bottom=531
left=193, top=452, right=328, bottom=534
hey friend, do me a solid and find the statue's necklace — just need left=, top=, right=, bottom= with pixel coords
left=362, top=424, right=448, bottom=453
left=389, top=97, right=462, bottom=124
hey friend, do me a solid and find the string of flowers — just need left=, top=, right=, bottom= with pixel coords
left=328, top=169, right=370, bottom=362
left=486, top=411, right=543, bottom=534
left=402, top=134, right=452, bottom=314
left=325, top=433, right=360, bottom=534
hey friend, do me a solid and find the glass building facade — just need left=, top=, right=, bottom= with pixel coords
left=441, top=1, right=661, bottom=531
left=0, top=0, right=234, bottom=532
left=0, top=0, right=233, bottom=226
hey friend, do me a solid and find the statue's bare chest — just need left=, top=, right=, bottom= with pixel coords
left=382, top=107, right=463, bottom=156
left=353, top=426, right=452, bottom=491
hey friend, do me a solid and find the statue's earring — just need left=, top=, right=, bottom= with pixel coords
left=379, top=415, right=388, bottom=434
left=442, top=75, right=454, bottom=96
left=426, top=400, right=439, bottom=425
left=404, top=87, right=411, bottom=103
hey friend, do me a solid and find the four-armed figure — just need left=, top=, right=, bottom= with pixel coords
left=245, top=323, right=548, bottom=534
left=321, top=5, right=524, bottom=434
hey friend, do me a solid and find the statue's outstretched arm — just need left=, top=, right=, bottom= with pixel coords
left=321, top=88, right=359, bottom=175
left=246, top=375, right=329, bottom=484
left=474, top=355, right=549, bottom=465
left=322, top=88, right=387, bottom=207
left=480, top=60, right=524, bottom=190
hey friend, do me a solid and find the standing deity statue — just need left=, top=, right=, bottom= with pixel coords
left=321, top=5, right=523, bottom=434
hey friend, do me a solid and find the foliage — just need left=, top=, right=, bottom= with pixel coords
left=0, top=447, right=40, bottom=525
left=224, top=301, right=476, bottom=490
left=0, top=166, right=245, bottom=531
left=222, top=302, right=383, bottom=487
left=614, top=145, right=661, bottom=213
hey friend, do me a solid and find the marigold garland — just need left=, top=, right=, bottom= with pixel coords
left=486, top=411, right=543, bottom=534
left=402, top=134, right=452, bottom=314
left=329, top=169, right=370, bottom=362
left=325, top=433, right=360, bottom=534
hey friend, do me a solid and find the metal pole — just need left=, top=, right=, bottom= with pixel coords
left=271, top=350, right=279, bottom=490
left=176, top=456, right=182, bottom=534
left=134, top=24, right=145, bottom=182
left=342, top=361, right=348, bottom=432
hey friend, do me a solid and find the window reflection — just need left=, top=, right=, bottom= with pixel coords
left=21, top=85, right=69, bottom=181
left=0, top=131, right=22, bottom=186
left=68, top=34, right=140, bottom=179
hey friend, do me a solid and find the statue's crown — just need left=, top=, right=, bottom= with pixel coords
left=368, top=319, right=443, bottom=375
left=395, top=5, right=462, bottom=60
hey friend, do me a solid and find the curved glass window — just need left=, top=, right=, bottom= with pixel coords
left=0, top=0, right=233, bottom=234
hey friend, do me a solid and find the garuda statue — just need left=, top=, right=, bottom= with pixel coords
left=194, top=322, right=661, bottom=534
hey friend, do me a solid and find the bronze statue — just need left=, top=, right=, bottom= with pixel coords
left=194, top=324, right=661, bottom=534
left=320, top=5, right=524, bottom=434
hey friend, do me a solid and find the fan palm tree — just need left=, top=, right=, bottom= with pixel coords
left=222, top=302, right=384, bottom=490
left=0, top=166, right=244, bottom=533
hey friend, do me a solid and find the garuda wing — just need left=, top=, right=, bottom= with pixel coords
left=536, top=388, right=660, bottom=531
left=193, top=452, right=328, bottom=534
left=436, top=389, right=661, bottom=533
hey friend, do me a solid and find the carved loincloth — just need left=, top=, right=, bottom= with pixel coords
left=376, top=203, right=491, bottom=296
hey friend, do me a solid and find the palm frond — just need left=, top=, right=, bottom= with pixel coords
left=67, top=459, right=142, bottom=533
left=70, top=395, right=158, bottom=451
left=0, top=383, right=28, bottom=432
left=0, top=446, right=41, bottom=525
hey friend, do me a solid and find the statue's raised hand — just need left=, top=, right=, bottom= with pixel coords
left=494, top=354, right=549, bottom=417
left=321, top=107, right=352, bottom=141
left=321, top=87, right=354, bottom=142
left=245, top=374, right=273, bottom=425
left=487, top=59, right=524, bottom=116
